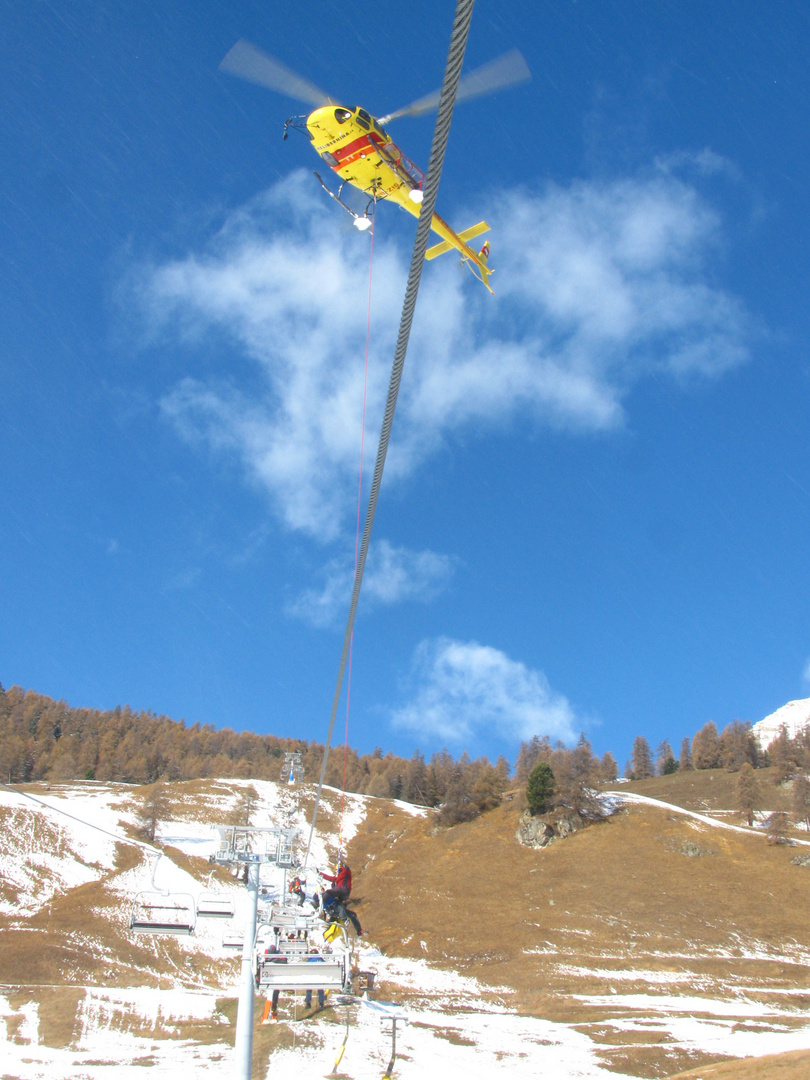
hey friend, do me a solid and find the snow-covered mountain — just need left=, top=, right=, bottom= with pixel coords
left=752, top=697, right=810, bottom=749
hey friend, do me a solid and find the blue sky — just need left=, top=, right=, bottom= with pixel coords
left=3, top=1, right=810, bottom=771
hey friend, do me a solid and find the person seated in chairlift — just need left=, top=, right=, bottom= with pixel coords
left=259, top=943, right=287, bottom=1021
left=289, top=874, right=319, bottom=909
left=289, top=875, right=306, bottom=906
left=304, top=945, right=327, bottom=1011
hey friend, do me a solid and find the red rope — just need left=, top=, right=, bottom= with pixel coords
left=341, top=205, right=376, bottom=831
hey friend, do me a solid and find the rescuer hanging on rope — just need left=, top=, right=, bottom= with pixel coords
left=321, top=856, right=364, bottom=936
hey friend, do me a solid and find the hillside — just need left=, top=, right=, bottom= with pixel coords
left=2, top=771, right=810, bottom=1079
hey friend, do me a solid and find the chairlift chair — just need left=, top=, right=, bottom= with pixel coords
left=130, top=889, right=196, bottom=935
left=197, top=872, right=235, bottom=919
left=129, top=853, right=196, bottom=935
left=253, top=906, right=351, bottom=993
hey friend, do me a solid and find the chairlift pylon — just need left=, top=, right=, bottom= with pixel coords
left=280, top=750, right=305, bottom=786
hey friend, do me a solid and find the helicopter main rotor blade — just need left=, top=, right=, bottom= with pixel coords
left=377, top=48, right=531, bottom=126
left=219, top=39, right=330, bottom=108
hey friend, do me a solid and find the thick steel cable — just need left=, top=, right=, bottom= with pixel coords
left=340, top=201, right=376, bottom=838
left=304, top=0, right=476, bottom=869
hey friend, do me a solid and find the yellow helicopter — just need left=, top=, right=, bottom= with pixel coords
left=220, top=41, right=530, bottom=295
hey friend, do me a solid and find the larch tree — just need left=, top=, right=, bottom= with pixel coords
left=631, top=736, right=654, bottom=780
left=719, top=720, right=757, bottom=772
left=766, top=810, right=790, bottom=845
left=679, top=737, right=693, bottom=771
left=656, top=740, right=677, bottom=775
left=769, top=725, right=798, bottom=784
left=138, top=782, right=167, bottom=844
left=736, top=762, right=761, bottom=827
left=692, top=721, right=722, bottom=769
left=600, top=751, right=619, bottom=782
left=791, top=773, right=810, bottom=828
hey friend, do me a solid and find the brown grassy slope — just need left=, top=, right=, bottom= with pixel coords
left=352, top=792, right=810, bottom=994
left=618, top=767, right=796, bottom=817
left=347, top=781, right=810, bottom=1079
left=668, top=1048, right=810, bottom=1080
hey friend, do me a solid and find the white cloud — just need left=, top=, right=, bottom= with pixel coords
left=286, top=540, right=456, bottom=628
left=390, top=637, right=579, bottom=746
left=135, top=166, right=750, bottom=541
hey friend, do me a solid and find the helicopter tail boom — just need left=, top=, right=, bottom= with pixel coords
left=425, top=218, right=494, bottom=295
left=424, top=220, right=490, bottom=260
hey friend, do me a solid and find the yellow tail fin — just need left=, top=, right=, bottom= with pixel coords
left=425, top=221, right=490, bottom=261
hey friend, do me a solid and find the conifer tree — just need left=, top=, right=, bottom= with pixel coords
left=679, top=737, right=693, bottom=771
left=236, top=784, right=259, bottom=825
left=692, top=722, right=721, bottom=769
left=138, top=782, right=167, bottom=844
left=736, top=762, right=761, bottom=826
left=791, top=773, right=810, bottom=828
left=766, top=810, right=790, bottom=845
left=526, top=761, right=555, bottom=815
left=631, top=736, right=654, bottom=779
left=656, top=740, right=677, bottom=775
left=600, top=751, right=618, bottom=782
left=553, top=734, right=601, bottom=815
left=769, top=725, right=798, bottom=784
left=719, top=720, right=757, bottom=772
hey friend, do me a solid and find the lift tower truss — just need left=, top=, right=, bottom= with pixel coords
left=210, top=824, right=298, bottom=1080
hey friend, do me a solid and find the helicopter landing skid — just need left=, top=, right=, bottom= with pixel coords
left=313, top=172, right=377, bottom=231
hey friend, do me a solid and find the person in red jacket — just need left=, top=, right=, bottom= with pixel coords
left=321, top=857, right=364, bottom=936
left=322, top=859, right=352, bottom=896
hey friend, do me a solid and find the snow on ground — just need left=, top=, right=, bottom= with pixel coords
left=575, top=991, right=810, bottom=1066
left=603, top=790, right=810, bottom=846
left=0, top=787, right=122, bottom=917
left=1, top=987, right=231, bottom=1080
left=360, top=944, right=497, bottom=999
left=258, top=1002, right=638, bottom=1080
left=5, top=781, right=810, bottom=1078
left=753, top=698, right=810, bottom=749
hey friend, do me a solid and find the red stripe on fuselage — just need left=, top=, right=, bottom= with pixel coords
left=332, top=131, right=384, bottom=167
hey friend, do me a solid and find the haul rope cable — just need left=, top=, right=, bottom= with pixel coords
left=0, top=779, right=160, bottom=857
left=340, top=199, right=376, bottom=848
left=304, top=0, right=477, bottom=870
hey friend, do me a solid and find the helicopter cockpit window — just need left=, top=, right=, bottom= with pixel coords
left=334, top=108, right=352, bottom=124
left=355, top=108, right=371, bottom=130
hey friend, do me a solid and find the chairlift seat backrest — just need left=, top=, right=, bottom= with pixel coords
left=130, top=891, right=196, bottom=935
left=197, top=891, right=235, bottom=918
left=256, top=955, right=348, bottom=992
